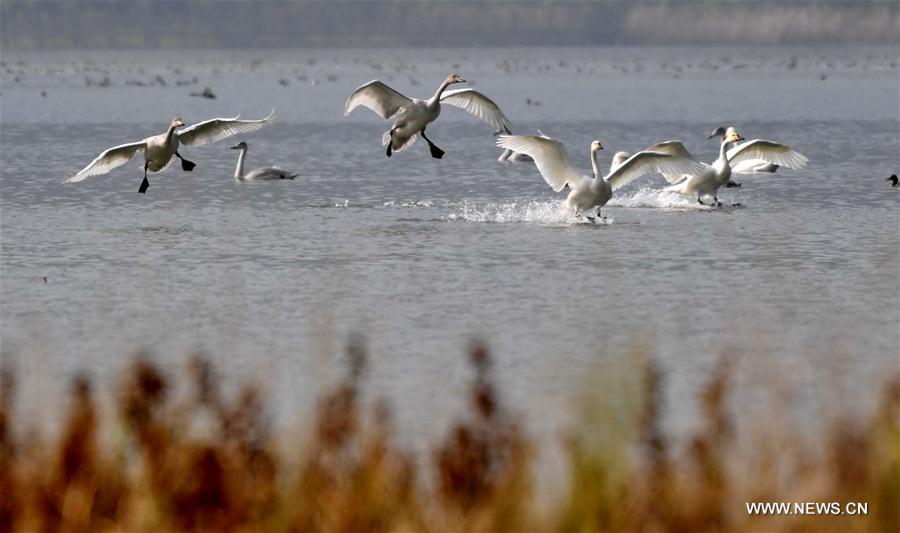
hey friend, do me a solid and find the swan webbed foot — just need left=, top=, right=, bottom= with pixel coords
left=731, top=202, right=742, bottom=207
left=176, top=152, right=195, bottom=171
left=421, top=128, right=444, bottom=159
left=138, top=176, right=150, bottom=194
left=427, top=142, right=445, bottom=159
left=726, top=181, right=742, bottom=188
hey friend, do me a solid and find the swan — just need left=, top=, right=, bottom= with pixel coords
left=652, top=127, right=808, bottom=206
left=496, top=133, right=706, bottom=220
left=708, top=126, right=779, bottom=175
left=66, top=111, right=274, bottom=193
left=344, top=74, right=511, bottom=159
left=889, top=175, right=899, bottom=187
left=230, top=141, right=297, bottom=180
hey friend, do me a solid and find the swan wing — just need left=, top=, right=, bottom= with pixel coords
left=606, top=151, right=707, bottom=191
left=726, top=139, right=808, bottom=170
left=343, top=80, right=412, bottom=119
left=731, top=158, right=778, bottom=174
left=640, top=140, right=699, bottom=183
left=440, top=88, right=512, bottom=133
left=644, top=140, right=697, bottom=161
left=177, top=110, right=275, bottom=147
left=66, top=140, right=147, bottom=182
left=496, top=134, right=583, bottom=193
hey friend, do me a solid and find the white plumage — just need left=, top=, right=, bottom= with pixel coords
left=230, top=141, right=297, bottom=181
left=498, top=133, right=706, bottom=219
left=344, top=74, right=511, bottom=159
left=67, top=111, right=274, bottom=193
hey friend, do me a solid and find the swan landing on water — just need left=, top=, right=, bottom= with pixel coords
left=231, top=141, right=297, bottom=180
left=645, top=127, right=808, bottom=206
left=66, top=111, right=275, bottom=193
left=497, top=133, right=706, bottom=220
left=344, top=74, right=511, bottom=159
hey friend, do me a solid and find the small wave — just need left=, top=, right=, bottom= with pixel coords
left=447, top=199, right=609, bottom=225
left=382, top=200, right=435, bottom=208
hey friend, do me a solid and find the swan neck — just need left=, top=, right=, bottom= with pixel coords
left=165, top=124, right=178, bottom=144
left=718, top=139, right=730, bottom=162
left=432, top=79, right=453, bottom=102
left=234, top=147, right=246, bottom=179
left=590, top=149, right=600, bottom=180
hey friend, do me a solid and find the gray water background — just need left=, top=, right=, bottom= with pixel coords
left=1, top=47, right=898, bottom=456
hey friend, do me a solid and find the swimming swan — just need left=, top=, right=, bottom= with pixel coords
left=497, top=133, right=706, bottom=219
left=652, top=127, right=808, bottom=206
left=66, top=111, right=274, bottom=193
left=344, top=74, right=511, bottom=159
left=230, top=141, right=297, bottom=180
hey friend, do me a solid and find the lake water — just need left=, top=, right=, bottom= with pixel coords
left=1, top=47, right=898, bottom=449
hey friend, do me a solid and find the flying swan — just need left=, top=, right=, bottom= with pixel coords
left=230, top=141, right=297, bottom=180
left=647, top=127, right=808, bottom=206
left=66, top=111, right=275, bottom=193
left=496, top=133, right=706, bottom=220
left=344, top=74, right=511, bottom=159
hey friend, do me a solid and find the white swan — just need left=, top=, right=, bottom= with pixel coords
left=708, top=126, right=779, bottom=177
left=651, top=127, right=808, bottom=206
left=344, top=74, right=511, bottom=159
left=497, top=133, right=706, bottom=219
left=230, top=141, right=296, bottom=180
left=66, top=111, right=274, bottom=193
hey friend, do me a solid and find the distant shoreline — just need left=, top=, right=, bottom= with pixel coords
left=2, top=1, right=898, bottom=51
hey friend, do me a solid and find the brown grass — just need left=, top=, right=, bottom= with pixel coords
left=0, top=342, right=897, bottom=532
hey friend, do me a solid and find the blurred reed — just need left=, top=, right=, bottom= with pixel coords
left=0, top=341, right=897, bottom=532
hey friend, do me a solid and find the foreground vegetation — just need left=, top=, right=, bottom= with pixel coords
left=1, top=341, right=897, bottom=532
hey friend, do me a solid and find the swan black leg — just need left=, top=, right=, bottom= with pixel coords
left=176, top=152, right=196, bottom=171
left=726, top=180, right=742, bottom=188
left=138, top=163, right=150, bottom=194
left=421, top=128, right=444, bottom=159
left=386, top=129, right=394, bottom=158
left=697, top=195, right=706, bottom=206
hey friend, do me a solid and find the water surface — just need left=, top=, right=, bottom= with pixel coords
left=1, top=47, right=898, bottom=446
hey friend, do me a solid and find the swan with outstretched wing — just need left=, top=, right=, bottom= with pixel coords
left=345, top=74, right=511, bottom=159
left=67, top=111, right=274, bottom=193
left=497, top=133, right=706, bottom=219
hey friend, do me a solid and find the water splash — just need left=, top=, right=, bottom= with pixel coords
left=447, top=199, right=610, bottom=225
left=608, top=186, right=713, bottom=210
left=382, top=200, right=436, bottom=208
